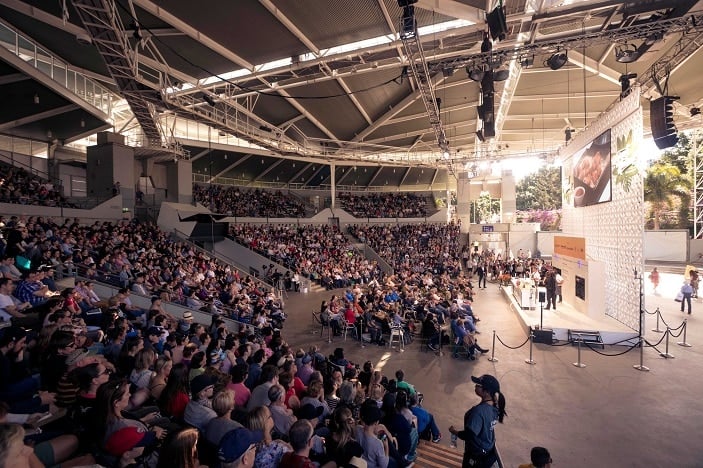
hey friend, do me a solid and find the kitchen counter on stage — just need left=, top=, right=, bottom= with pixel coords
left=511, top=278, right=537, bottom=309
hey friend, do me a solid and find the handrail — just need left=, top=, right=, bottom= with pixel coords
left=171, top=228, right=273, bottom=291
left=0, top=147, right=52, bottom=181
left=0, top=19, right=118, bottom=116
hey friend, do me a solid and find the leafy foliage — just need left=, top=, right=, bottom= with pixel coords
left=515, top=167, right=562, bottom=211
left=515, top=209, right=561, bottom=231
left=643, top=162, right=691, bottom=229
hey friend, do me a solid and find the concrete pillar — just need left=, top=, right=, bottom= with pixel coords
left=501, top=169, right=516, bottom=223
left=86, top=132, right=134, bottom=209
left=330, top=163, right=336, bottom=209
left=166, top=159, right=193, bottom=204
left=455, top=173, right=471, bottom=234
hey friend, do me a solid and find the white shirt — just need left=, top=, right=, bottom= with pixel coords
left=0, top=293, right=16, bottom=321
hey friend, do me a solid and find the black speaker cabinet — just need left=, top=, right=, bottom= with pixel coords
left=533, top=327, right=554, bottom=345
left=538, top=290, right=546, bottom=303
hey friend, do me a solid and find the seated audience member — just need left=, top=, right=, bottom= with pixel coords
left=409, top=392, right=441, bottom=443
left=327, top=406, right=364, bottom=467
left=357, top=400, right=392, bottom=468
left=217, top=427, right=262, bottom=468
left=184, top=374, right=217, bottom=431
left=159, top=363, right=191, bottom=421
left=205, top=389, right=243, bottom=447
left=519, top=446, right=553, bottom=468
left=227, top=364, right=251, bottom=410
left=280, top=419, right=336, bottom=468
left=268, top=383, right=297, bottom=437
left=247, top=405, right=292, bottom=467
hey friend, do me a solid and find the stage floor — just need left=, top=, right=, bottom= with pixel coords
left=502, top=286, right=638, bottom=345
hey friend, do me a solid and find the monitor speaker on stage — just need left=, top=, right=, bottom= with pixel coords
left=538, top=288, right=546, bottom=303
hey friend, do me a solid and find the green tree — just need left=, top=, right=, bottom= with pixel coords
left=516, top=166, right=562, bottom=211
left=643, top=162, right=691, bottom=229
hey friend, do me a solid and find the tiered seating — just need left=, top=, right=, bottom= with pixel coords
left=337, top=192, right=430, bottom=218
left=193, top=184, right=306, bottom=218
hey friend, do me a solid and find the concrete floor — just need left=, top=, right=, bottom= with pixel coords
left=281, top=269, right=703, bottom=468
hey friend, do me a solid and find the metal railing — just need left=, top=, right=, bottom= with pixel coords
left=0, top=19, right=120, bottom=116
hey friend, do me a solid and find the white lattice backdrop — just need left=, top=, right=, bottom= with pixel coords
left=559, top=88, right=644, bottom=331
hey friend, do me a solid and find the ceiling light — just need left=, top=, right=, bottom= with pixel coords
left=33, top=94, right=39, bottom=104
left=691, top=107, right=701, bottom=116
left=545, top=52, right=568, bottom=70
left=565, top=128, right=573, bottom=142
left=615, top=44, right=639, bottom=63
left=442, top=151, right=450, bottom=159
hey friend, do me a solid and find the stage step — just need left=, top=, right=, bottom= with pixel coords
left=415, top=440, right=463, bottom=468
left=568, top=329, right=604, bottom=349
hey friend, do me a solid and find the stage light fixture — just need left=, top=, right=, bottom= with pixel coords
left=545, top=52, right=568, bottom=70
left=615, top=44, right=640, bottom=63
left=519, top=56, right=534, bottom=68
left=203, top=94, right=216, bottom=106
left=466, top=65, right=485, bottom=82
left=442, top=68, right=454, bottom=77
left=493, top=69, right=510, bottom=82
left=619, top=73, right=637, bottom=98
left=565, top=128, right=573, bottom=142
left=476, top=131, right=485, bottom=142
left=691, top=107, right=701, bottom=117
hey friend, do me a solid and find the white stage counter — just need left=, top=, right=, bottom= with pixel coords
left=512, top=278, right=537, bottom=309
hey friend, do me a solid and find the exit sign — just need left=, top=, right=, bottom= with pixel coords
left=482, top=225, right=494, bottom=232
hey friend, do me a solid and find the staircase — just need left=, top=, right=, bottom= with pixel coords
left=415, top=440, right=463, bottom=467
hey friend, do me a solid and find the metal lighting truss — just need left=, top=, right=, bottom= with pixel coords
left=398, top=13, right=453, bottom=176
left=693, top=130, right=703, bottom=239
left=71, top=0, right=186, bottom=158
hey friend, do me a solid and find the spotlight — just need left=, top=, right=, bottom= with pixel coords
left=476, top=130, right=485, bottom=142
left=493, top=69, right=510, bottom=81
left=565, top=128, right=573, bottom=142
left=203, top=94, right=216, bottom=106
left=545, top=52, right=568, bottom=70
left=615, top=44, right=639, bottom=63
left=442, top=68, right=454, bottom=77
left=519, top=56, right=534, bottom=68
left=435, top=98, right=442, bottom=110
left=619, top=73, right=637, bottom=98
left=481, top=32, right=492, bottom=53
left=466, top=65, right=485, bottom=82
left=691, top=107, right=701, bottom=116
left=33, top=94, right=39, bottom=104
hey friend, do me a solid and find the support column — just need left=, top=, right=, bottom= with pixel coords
left=330, top=163, right=336, bottom=209
left=455, top=173, right=470, bottom=235
left=166, top=159, right=193, bottom=204
left=86, top=132, right=134, bottom=209
left=501, top=169, right=516, bottom=223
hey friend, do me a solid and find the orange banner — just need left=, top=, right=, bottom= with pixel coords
left=554, top=236, right=586, bottom=260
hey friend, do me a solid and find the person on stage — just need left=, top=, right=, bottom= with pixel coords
left=449, top=374, right=506, bottom=468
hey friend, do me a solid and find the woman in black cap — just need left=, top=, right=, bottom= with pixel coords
left=449, top=374, right=506, bottom=468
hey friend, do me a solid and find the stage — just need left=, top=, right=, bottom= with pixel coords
left=502, top=285, right=639, bottom=345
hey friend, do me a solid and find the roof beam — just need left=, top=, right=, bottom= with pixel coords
left=351, top=72, right=446, bottom=143
left=0, top=104, right=80, bottom=131
left=258, top=0, right=320, bottom=55
left=287, top=162, right=312, bottom=184
left=336, top=77, right=373, bottom=125
left=566, top=50, right=621, bottom=85
left=131, top=0, right=254, bottom=70
left=251, top=159, right=284, bottom=182
left=399, top=167, right=412, bottom=186
left=189, top=148, right=211, bottom=162
left=367, top=166, right=384, bottom=186
left=365, top=119, right=477, bottom=144
left=388, top=101, right=477, bottom=124
left=0, top=73, right=30, bottom=86
left=415, top=0, right=482, bottom=23
left=272, top=87, right=338, bottom=140
left=210, top=154, right=252, bottom=181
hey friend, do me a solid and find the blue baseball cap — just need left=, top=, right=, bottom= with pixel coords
left=218, top=428, right=263, bottom=463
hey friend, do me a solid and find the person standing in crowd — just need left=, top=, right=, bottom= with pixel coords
left=544, top=270, right=557, bottom=310
left=519, top=446, right=552, bottom=468
left=449, top=374, right=506, bottom=468
left=680, top=280, right=694, bottom=314
left=648, top=267, right=659, bottom=294
left=555, top=270, right=564, bottom=303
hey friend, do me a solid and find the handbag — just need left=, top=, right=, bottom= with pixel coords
left=675, top=291, right=684, bottom=302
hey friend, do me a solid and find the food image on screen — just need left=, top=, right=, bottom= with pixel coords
left=571, top=129, right=612, bottom=207
left=574, top=150, right=607, bottom=189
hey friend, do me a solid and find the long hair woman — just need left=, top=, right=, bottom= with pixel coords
left=158, top=363, right=190, bottom=422
left=449, top=374, right=506, bottom=468
left=156, top=427, right=202, bottom=468
left=246, top=405, right=292, bottom=468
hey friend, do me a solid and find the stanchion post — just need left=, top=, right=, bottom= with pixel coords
left=660, top=328, right=675, bottom=358
left=572, top=333, right=586, bottom=368
left=677, top=319, right=692, bottom=347
left=525, top=331, right=536, bottom=365
left=487, top=330, right=498, bottom=362
left=359, top=317, right=365, bottom=349
left=633, top=335, right=650, bottom=372
left=651, top=308, right=663, bottom=333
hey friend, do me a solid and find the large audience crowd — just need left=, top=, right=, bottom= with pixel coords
left=336, top=193, right=431, bottom=219
left=229, top=224, right=383, bottom=290
left=193, top=185, right=306, bottom=218
left=0, top=215, right=459, bottom=468
left=0, top=163, right=73, bottom=208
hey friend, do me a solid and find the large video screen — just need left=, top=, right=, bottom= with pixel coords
left=572, top=129, right=612, bottom=207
